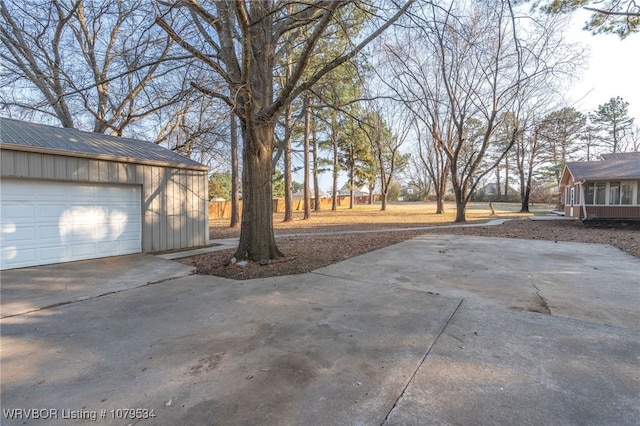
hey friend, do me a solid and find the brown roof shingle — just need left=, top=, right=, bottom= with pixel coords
left=565, top=159, right=640, bottom=181
left=600, top=152, right=640, bottom=161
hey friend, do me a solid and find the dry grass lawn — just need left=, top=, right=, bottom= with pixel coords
left=208, top=202, right=544, bottom=239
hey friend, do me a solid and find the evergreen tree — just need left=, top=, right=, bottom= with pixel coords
left=589, top=96, right=635, bottom=153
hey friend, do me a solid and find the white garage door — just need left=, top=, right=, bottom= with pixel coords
left=1, top=180, right=141, bottom=270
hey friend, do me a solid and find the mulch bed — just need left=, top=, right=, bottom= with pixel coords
left=175, top=219, right=640, bottom=280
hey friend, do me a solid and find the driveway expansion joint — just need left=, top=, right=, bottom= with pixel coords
left=381, top=299, right=465, bottom=425
left=0, top=275, right=185, bottom=319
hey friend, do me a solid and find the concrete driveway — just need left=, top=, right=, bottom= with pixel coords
left=1, top=235, right=639, bottom=425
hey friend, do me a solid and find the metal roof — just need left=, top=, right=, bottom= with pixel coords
left=564, top=159, right=640, bottom=181
left=0, top=117, right=208, bottom=171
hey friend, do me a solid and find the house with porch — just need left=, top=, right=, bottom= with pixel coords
left=559, top=152, right=640, bottom=221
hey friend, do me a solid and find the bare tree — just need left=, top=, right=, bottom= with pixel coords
left=360, top=105, right=410, bottom=211
left=382, top=36, right=451, bottom=213
left=156, top=0, right=414, bottom=261
left=153, top=88, right=230, bottom=165
left=0, top=0, right=189, bottom=135
left=386, top=0, right=579, bottom=221
left=403, top=147, right=433, bottom=201
left=416, top=127, right=450, bottom=212
left=629, top=123, right=640, bottom=152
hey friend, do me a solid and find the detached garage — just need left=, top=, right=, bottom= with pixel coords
left=1, top=118, right=209, bottom=270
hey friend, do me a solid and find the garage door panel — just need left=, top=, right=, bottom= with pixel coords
left=40, top=246, right=68, bottom=262
left=2, top=246, right=37, bottom=265
left=2, top=204, right=35, bottom=220
left=38, top=204, right=68, bottom=219
left=39, top=225, right=62, bottom=240
left=68, top=184, right=95, bottom=197
left=36, top=184, right=67, bottom=199
left=1, top=180, right=141, bottom=270
left=67, top=223, right=95, bottom=238
left=118, top=230, right=139, bottom=241
left=1, top=182, right=34, bottom=198
left=98, top=241, right=124, bottom=255
left=119, top=239, right=141, bottom=251
left=70, top=243, right=97, bottom=257
left=2, top=226, right=36, bottom=242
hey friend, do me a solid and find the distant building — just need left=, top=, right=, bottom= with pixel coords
left=337, top=184, right=370, bottom=197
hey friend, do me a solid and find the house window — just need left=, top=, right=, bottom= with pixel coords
left=585, top=182, right=607, bottom=205
left=585, top=184, right=594, bottom=204
left=569, top=187, right=575, bottom=206
left=595, top=182, right=606, bottom=204
left=584, top=181, right=638, bottom=205
left=609, top=182, right=621, bottom=204
left=621, top=182, right=633, bottom=205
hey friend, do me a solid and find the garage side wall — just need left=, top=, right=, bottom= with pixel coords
left=1, top=149, right=208, bottom=252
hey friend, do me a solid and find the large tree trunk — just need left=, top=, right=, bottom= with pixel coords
left=519, top=162, right=534, bottom=213
left=451, top=165, right=467, bottom=222
left=454, top=192, right=466, bottom=222
left=434, top=150, right=449, bottom=214
left=436, top=195, right=445, bottom=215
left=235, top=124, right=282, bottom=261
left=331, top=129, right=338, bottom=211
left=504, top=154, right=510, bottom=200
left=312, top=127, right=321, bottom=211
left=433, top=172, right=446, bottom=214
left=283, top=106, right=294, bottom=222
left=349, top=153, right=355, bottom=209
left=303, top=94, right=311, bottom=220
left=230, top=113, right=240, bottom=228
left=520, top=189, right=531, bottom=213
left=495, top=166, right=501, bottom=201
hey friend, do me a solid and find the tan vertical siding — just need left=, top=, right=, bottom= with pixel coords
left=97, top=160, right=109, bottom=182
left=200, top=172, right=208, bottom=244
left=65, top=157, right=78, bottom=180
left=187, top=171, right=196, bottom=246
left=585, top=205, right=640, bottom=219
left=87, top=159, right=98, bottom=181
left=114, top=162, right=127, bottom=182
left=158, top=167, right=169, bottom=250
left=153, top=167, right=162, bottom=250
left=179, top=172, right=188, bottom=248
left=1, top=150, right=15, bottom=175
left=142, top=165, right=153, bottom=250
left=28, top=153, right=42, bottom=179
left=42, top=154, right=55, bottom=178
left=75, top=158, right=89, bottom=180
left=15, top=152, right=30, bottom=177
left=54, top=156, right=66, bottom=179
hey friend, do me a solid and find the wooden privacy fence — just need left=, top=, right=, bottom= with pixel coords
left=209, top=195, right=376, bottom=220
